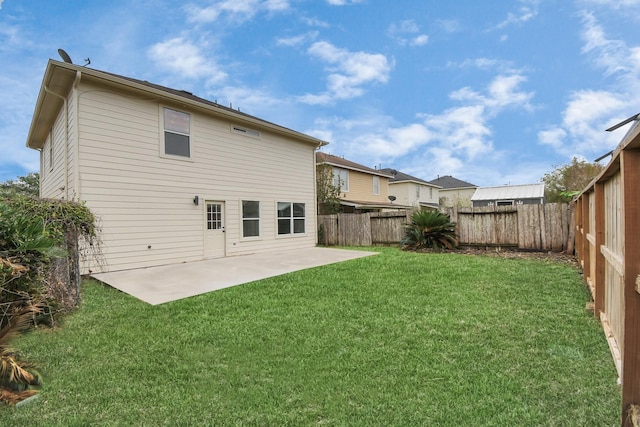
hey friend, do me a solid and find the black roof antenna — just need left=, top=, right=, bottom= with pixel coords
left=57, top=48, right=73, bottom=64
left=57, top=49, right=91, bottom=67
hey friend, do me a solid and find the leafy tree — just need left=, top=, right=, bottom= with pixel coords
left=316, top=164, right=342, bottom=214
left=401, top=210, right=458, bottom=251
left=0, top=173, right=39, bottom=198
left=541, top=157, right=604, bottom=203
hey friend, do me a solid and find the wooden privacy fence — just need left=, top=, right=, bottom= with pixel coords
left=318, top=211, right=411, bottom=246
left=574, top=121, right=640, bottom=426
left=447, top=203, right=573, bottom=252
left=318, top=203, right=572, bottom=252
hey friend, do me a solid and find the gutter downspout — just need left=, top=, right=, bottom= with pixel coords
left=72, top=71, right=81, bottom=201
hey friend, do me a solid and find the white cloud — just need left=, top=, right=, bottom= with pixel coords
left=578, top=0, right=640, bottom=8
left=312, top=72, right=533, bottom=171
left=186, top=0, right=290, bottom=23
left=436, top=19, right=461, bottom=34
left=276, top=31, right=318, bottom=47
left=447, top=57, right=518, bottom=74
left=0, top=0, right=4, bottom=10
left=326, top=0, right=363, bottom=5
left=387, top=20, right=429, bottom=47
left=299, top=41, right=392, bottom=104
left=538, top=128, right=567, bottom=150
left=581, top=12, right=629, bottom=76
left=147, top=37, right=227, bottom=83
left=491, top=0, right=540, bottom=30
left=411, top=35, right=429, bottom=46
left=539, top=12, right=640, bottom=158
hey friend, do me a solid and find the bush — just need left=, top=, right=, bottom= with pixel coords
left=401, top=210, right=458, bottom=251
left=0, top=195, right=97, bottom=328
left=0, top=195, right=97, bottom=405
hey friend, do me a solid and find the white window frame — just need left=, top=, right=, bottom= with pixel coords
left=241, top=200, right=261, bottom=239
left=276, top=202, right=306, bottom=236
left=333, top=168, right=349, bottom=192
left=373, top=176, right=380, bottom=195
left=161, top=107, right=192, bottom=160
left=496, top=200, right=514, bottom=206
left=416, top=184, right=421, bottom=199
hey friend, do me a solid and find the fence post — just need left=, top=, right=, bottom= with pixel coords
left=593, top=183, right=605, bottom=317
left=621, top=148, right=640, bottom=426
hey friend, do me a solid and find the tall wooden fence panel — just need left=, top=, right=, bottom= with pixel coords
left=574, top=122, right=640, bottom=426
left=447, top=203, right=571, bottom=251
left=369, top=211, right=411, bottom=244
left=319, top=203, right=570, bottom=252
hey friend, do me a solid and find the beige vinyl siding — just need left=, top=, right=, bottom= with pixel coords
left=439, top=188, right=476, bottom=207
left=41, top=97, right=75, bottom=199
left=341, top=170, right=389, bottom=203
left=389, top=182, right=440, bottom=207
left=76, top=81, right=316, bottom=272
left=388, top=182, right=413, bottom=206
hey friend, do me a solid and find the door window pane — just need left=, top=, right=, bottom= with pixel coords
left=207, top=204, right=222, bottom=230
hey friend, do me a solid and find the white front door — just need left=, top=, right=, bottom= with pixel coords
left=204, top=201, right=225, bottom=259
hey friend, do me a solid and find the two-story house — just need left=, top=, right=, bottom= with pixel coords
left=315, top=152, right=407, bottom=213
left=428, top=175, right=478, bottom=208
left=379, top=169, right=441, bottom=210
left=26, top=59, right=328, bottom=273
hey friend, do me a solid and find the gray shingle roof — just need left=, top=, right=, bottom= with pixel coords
left=379, top=168, right=434, bottom=185
left=316, top=152, right=393, bottom=177
left=428, top=175, right=477, bottom=189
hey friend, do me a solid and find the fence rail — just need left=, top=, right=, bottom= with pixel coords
left=318, top=203, right=571, bottom=252
left=574, top=122, right=640, bottom=426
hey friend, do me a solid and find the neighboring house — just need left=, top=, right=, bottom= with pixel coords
left=428, top=175, right=478, bottom=208
left=26, top=59, right=328, bottom=273
left=315, top=152, right=406, bottom=213
left=471, top=183, right=546, bottom=208
left=379, top=168, right=441, bottom=210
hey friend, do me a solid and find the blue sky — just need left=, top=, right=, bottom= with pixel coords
left=2, top=0, right=640, bottom=187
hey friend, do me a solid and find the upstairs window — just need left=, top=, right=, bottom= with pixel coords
left=373, top=176, right=380, bottom=195
left=163, top=108, right=190, bottom=158
left=242, top=201, right=260, bottom=238
left=416, top=185, right=421, bottom=198
left=332, top=168, right=349, bottom=192
left=277, top=202, right=305, bottom=235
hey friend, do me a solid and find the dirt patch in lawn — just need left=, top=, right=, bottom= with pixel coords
left=415, top=247, right=579, bottom=266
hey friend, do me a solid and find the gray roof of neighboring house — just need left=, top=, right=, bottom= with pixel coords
left=471, top=183, right=545, bottom=201
left=378, top=168, right=441, bottom=187
left=428, top=175, right=477, bottom=189
left=316, top=152, right=394, bottom=178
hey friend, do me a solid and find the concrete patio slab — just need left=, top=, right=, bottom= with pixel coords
left=91, top=247, right=377, bottom=305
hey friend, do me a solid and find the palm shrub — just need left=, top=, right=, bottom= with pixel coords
left=0, top=304, right=43, bottom=405
left=401, top=210, right=458, bottom=251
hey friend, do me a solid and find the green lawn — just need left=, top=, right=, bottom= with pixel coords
left=4, top=248, right=620, bottom=426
